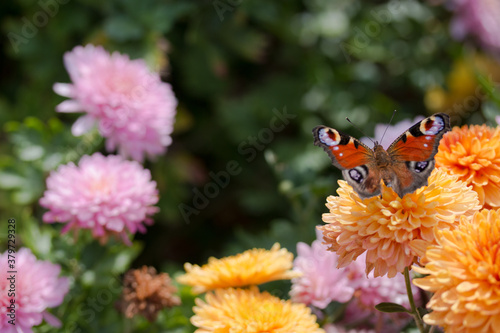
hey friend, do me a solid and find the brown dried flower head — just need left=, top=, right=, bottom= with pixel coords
left=117, top=266, right=181, bottom=322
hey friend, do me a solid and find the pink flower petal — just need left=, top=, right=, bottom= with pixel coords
left=0, top=248, right=68, bottom=332
left=39, top=153, right=159, bottom=243
left=42, top=311, right=62, bottom=328
left=53, top=83, right=74, bottom=97
left=449, top=0, right=500, bottom=54
left=53, top=44, right=177, bottom=161
left=71, top=115, right=96, bottom=136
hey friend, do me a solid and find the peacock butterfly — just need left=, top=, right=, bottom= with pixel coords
left=312, top=113, right=451, bottom=199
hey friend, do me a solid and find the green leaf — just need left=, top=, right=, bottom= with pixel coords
left=24, top=220, right=53, bottom=256
left=375, top=302, right=411, bottom=313
left=103, top=15, right=144, bottom=41
left=417, top=306, right=428, bottom=317
left=145, top=2, right=195, bottom=34
left=0, top=172, right=25, bottom=189
left=18, top=145, right=44, bottom=161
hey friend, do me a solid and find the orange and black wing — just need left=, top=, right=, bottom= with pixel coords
left=386, top=113, right=451, bottom=197
left=313, top=126, right=383, bottom=199
left=313, top=126, right=374, bottom=170
left=387, top=113, right=450, bottom=162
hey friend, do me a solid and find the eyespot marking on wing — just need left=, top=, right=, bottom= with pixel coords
left=421, top=115, right=445, bottom=135
left=318, top=128, right=341, bottom=146
left=407, top=160, right=433, bottom=173
left=347, top=166, right=368, bottom=183
left=313, top=125, right=375, bottom=170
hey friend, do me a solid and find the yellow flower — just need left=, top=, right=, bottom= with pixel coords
left=191, top=286, right=324, bottom=333
left=424, top=54, right=500, bottom=122
left=436, top=124, right=500, bottom=208
left=318, top=169, right=480, bottom=278
left=177, top=243, right=300, bottom=293
left=425, top=59, right=477, bottom=113
left=413, top=209, right=500, bottom=332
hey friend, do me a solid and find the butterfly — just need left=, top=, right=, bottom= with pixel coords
left=312, top=113, right=451, bottom=199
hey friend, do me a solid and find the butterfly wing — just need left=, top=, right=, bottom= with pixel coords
left=313, top=126, right=382, bottom=198
left=313, top=126, right=374, bottom=169
left=386, top=113, right=451, bottom=197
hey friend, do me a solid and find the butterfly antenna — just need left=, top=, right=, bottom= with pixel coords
left=379, top=110, right=397, bottom=145
left=345, top=117, right=375, bottom=144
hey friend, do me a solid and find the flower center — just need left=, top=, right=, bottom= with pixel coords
left=105, top=72, right=138, bottom=94
left=88, top=175, right=116, bottom=196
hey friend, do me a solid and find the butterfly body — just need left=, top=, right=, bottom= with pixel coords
left=313, top=113, right=451, bottom=199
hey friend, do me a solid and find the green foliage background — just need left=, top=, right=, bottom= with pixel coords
left=1, top=0, right=499, bottom=331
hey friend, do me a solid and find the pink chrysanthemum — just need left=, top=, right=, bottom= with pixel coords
left=290, top=236, right=418, bottom=310
left=0, top=248, right=69, bottom=332
left=292, top=234, right=419, bottom=332
left=323, top=324, right=375, bottom=333
left=347, top=252, right=416, bottom=309
left=290, top=238, right=355, bottom=308
left=449, top=0, right=500, bottom=55
left=341, top=253, right=419, bottom=333
left=53, top=44, right=177, bottom=161
left=39, top=153, right=159, bottom=244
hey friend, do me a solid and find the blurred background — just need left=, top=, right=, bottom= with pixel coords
left=1, top=0, right=500, bottom=331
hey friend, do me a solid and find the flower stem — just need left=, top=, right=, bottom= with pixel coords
left=404, top=267, right=426, bottom=333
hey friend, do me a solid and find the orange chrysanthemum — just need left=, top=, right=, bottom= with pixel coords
left=436, top=124, right=500, bottom=208
left=318, top=169, right=480, bottom=278
left=413, top=209, right=500, bottom=332
left=191, top=286, right=324, bottom=333
left=177, top=243, right=300, bottom=294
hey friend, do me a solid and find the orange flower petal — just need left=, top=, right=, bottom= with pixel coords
left=191, top=287, right=325, bottom=333
left=319, top=169, right=480, bottom=278
left=177, top=243, right=300, bottom=293
left=436, top=125, right=500, bottom=208
left=413, top=209, right=500, bottom=332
